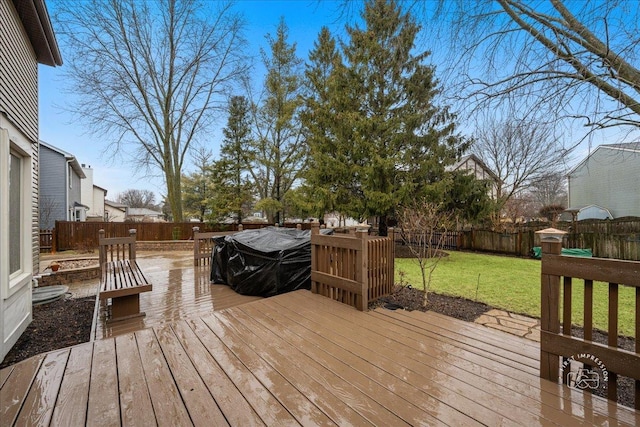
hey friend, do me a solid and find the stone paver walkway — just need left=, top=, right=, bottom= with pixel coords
left=475, top=309, right=541, bottom=342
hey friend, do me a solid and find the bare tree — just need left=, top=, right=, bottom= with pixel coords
left=117, top=189, right=157, bottom=209
left=398, top=201, right=453, bottom=307
left=529, top=171, right=568, bottom=207
left=427, top=1, right=640, bottom=136
left=474, top=114, right=566, bottom=223
left=54, top=0, right=248, bottom=221
left=39, top=196, right=61, bottom=229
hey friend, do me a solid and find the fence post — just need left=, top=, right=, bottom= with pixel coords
left=129, top=229, right=137, bottom=260
left=193, top=227, right=200, bottom=266
left=357, top=229, right=368, bottom=311
left=238, top=224, right=243, bottom=232
left=388, top=227, right=395, bottom=292
left=311, top=222, right=320, bottom=294
left=538, top=228, right=565, bottom=382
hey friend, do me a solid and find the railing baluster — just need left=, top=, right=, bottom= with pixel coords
left=608, top=282, right=619, bottom=401
left=562, top=276, right=572, bottom=385
left=584, top=279, right=593, bottom=342
left=636, top=286, right=640, bottom=410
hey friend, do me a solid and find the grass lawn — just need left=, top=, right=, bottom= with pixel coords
left=395, top=251, right=636, bottom=338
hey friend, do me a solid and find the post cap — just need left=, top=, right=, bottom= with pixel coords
left=535, top=227, right=567, bottom=242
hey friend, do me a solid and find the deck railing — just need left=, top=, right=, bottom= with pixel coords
left=539, top=238, right=640, bottom=409
left=311, top=224, right=394, bottom=310
left=192, top=227, right=239, bottom=266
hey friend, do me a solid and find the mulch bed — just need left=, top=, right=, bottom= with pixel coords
left=0, top=296, right=94, bottom=369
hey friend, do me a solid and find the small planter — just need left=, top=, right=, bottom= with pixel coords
left=50, top=262, right=60, bottom=272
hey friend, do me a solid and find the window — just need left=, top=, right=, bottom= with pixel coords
left=1, top=127, right=33, bottom=299
left=9, top=152, right=22, bottom=274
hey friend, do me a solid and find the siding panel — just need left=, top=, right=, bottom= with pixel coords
left=0, top=0, right=39, bottom=142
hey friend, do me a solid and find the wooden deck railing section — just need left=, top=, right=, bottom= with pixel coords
left=192, top=227, right=241, bottom=266
left=311, top=223, right=394, bottom=310
left=540, top=238, right=640, bottom=409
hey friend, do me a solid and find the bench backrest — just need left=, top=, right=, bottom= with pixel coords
left=98, top=229, right=137, bottom=267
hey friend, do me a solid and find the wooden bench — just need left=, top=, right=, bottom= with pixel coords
left=98, top=229, right=152, bottom=321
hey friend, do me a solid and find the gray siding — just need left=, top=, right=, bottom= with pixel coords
left=0, top=1, right=39, bottom=143
left=39, top=145, right=68, bottom=229
left=569, top=148, right=640, bottom=218
left=32, top=139, right=38, bottom=272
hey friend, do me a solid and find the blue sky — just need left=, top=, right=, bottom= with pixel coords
left=39, top=0, right=348, bottom=201
left=38, top=1, right=638, bottom=203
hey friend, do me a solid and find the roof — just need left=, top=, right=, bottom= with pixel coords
left=127, top=208, right=164, bottom=216
left=600, top=142, right=640, bottom=152
left=446, top=154, right=500, bottom=182
left=567, top=141, right=640, bottom=176
left=11, top=0, right=62, bottom=66
left=104, top=200, right=127, bottom=210
left=39, top=140, right=86, bottom=179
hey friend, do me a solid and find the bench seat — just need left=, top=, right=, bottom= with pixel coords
left=100, top=259, right=152, bottom=321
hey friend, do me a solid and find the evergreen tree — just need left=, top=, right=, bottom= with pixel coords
left=181, top=147, right=215, bottom=222
left=302, top=27, right=363, bottom=220
left=339, top=0, right=468, bottom=235
left=212, top=96, right=254, bottom=222
left=248, top=19, right=306, bottom=224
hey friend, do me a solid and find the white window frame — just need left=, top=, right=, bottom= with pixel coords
left=0, top=128, right=33, bottom=299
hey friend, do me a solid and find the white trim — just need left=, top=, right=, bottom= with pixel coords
left=1, top=127, right=33, bottom=299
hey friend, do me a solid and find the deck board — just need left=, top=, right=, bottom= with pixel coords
left=50, top=344, right=93, bottom=426
left=95, top=257, right=262, bottom=340
left=115, top=333, right=156, bottom=427
left=2, top=290, right=640, bottom=426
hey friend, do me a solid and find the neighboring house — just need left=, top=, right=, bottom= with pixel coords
left=127, top=208, right=165, bottom=222
left=567, top=143, right=640, bottom=219
left=446, top=154, right=500, bottom=199
left=80, top=164, right=107, bottom=221
left=0, top=0, right=62, bottom=360
left=39, top=140, right=87, bottom=229
left=104, top=200, right=128, bottom=222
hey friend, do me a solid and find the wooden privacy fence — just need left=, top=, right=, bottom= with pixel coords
left=39, top=229, right=55, bottom=253
left=310, top=224, right=395, bottom=311
left=50, top=221, right=307, bottom=251
left=539, top=239, right=640, bottom=409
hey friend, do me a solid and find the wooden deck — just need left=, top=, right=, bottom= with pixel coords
left=95, top=254, right=262, bottom=340
left=3, top=290, right=640, bottom=426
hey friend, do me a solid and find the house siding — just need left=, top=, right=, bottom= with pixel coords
left=0, top=0, right=42, bottom=360
left=39, top=144, right=68, bottom=228
left=569, top=147, right=640, bottom=218
left=0, top=0, right=39, bottom=143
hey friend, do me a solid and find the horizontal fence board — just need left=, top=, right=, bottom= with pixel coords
left=541, top=331, right=640, bottom=380
left=542, top=254, right=640, bottom=287
left=310, top=271, right=362, bottom=294
left=50, top=221, right=306, bottom=251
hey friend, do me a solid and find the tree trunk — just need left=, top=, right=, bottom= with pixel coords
left=379, top=214, right=388, bottom=237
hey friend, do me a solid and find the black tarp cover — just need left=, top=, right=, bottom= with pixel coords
left=210, top=227, right=333, bottom=297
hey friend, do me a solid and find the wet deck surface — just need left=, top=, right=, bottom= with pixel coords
left=92, top=251, right=262, bottom=340
left=3, top=290, right=639, bottom=426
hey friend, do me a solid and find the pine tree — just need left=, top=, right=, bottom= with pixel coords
left=339, top=0, right=468, bottom=235
left=211, top=96, right=254, bottom=222
left=248, top=19, right=306, bottom=224
left=302, top=27, right=363, bottom=221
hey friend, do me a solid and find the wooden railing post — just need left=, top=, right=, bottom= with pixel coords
left=539, top=234, right=563, bottom=382
left=129, top=229, right=137, bottom=260
left=98, top=229, right=106, bottom=266
left=357, top=229, right=368, bottom=311
left=311, top=222, right=320, bottom=294
left=193, top=227, right=200, bottom=266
